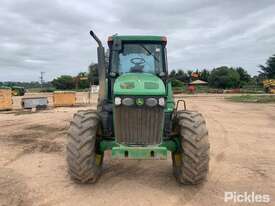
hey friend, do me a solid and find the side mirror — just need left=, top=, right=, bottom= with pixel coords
left=158, top=72, right=166, bottom=78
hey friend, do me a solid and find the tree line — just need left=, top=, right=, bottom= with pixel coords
left=170, top=66, right=252, bottom=89
left=50, top=63, right=98, bottom=90
left=1, top=54, right=274, bottom=90
left=0, top=81, right=52, bottom=89
left=171, top=54, right=275, bottom=89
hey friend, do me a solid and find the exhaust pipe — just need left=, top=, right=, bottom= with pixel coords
left=90, top=30, right=106, bottom=107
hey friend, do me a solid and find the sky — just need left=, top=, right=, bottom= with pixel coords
left=1, top=0, right=275, bottom=82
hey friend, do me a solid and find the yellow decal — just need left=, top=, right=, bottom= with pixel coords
left=95, top=154, right=102, bottom=166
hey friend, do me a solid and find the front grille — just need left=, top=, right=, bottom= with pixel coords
left=114, top=106, right=164, bottom=145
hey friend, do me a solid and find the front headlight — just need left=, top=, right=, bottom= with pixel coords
left=158, top=97, right=165, bottom=106
left=114, top=97, right=122, bottom=106
left=145, top=98, right=158, bottom=107
left=122, top=97, right=134, bottom=106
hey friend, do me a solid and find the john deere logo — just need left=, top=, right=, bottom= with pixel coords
left=136, top=98, right=144, bottom=106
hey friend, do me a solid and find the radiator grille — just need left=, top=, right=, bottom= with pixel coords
left=114, top=106, right=164, bottom=145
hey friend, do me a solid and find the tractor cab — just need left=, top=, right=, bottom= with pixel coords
left=105, top=36, right=169, bottom=101
left=107, top=36, right=167, bottom=76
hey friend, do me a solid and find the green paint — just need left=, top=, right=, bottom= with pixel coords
left=114, top=73, right=166, bottom=96
left=112, top=145, right=167, bottom=160
left=160, top=138, right=181, bottom=152
left=120, top=82, right=135, bottom=89
left=165, top=81, right=175, bottom=112
left=99, top=138, right=180, bottom=154
left=99, top=140, right=118, bottom=153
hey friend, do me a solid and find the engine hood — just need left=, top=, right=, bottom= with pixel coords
left=113, top=73, right=166, bottom=96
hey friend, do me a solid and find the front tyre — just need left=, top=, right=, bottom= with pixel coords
left=173, top=111, right=210, bottom=184
left=66, top=110, right=103, bottom=183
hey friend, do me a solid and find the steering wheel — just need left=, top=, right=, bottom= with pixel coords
left=130, top=57, right=145, bottom=65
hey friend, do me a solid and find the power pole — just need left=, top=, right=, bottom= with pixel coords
left=40, top=72, right=45, bottom=88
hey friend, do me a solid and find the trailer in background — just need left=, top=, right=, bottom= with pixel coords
left=21, top=97, right=48, bottom=109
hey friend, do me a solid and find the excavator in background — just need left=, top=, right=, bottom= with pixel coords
left=263, top=79, right=275, bottom=94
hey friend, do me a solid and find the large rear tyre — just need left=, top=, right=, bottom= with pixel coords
left=66, top=110, right=103, bottom=184
left=172, top=111, right=210, bottom=184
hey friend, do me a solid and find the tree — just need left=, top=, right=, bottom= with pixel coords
left=253, top=73, right=266, bottom=86
left=175, top=69, right=189, bottom=83
left=235, top=67, right=251, bottom=87
left=171, top=79, right=184, bottom=87
left=186, top=70, right=193, bottom=82
left=52, top=75, right=75, bottom=90
left=169, top=70, right=176, bottom=78
left=75, top=72, right=89, bottom=89
left=259, top=54, right=275, bottom=78
left=88, top=63, right=99, bottom=85
left=200, top=69, right=210, bottom=82
left=208, top=66, right=240, bottom=89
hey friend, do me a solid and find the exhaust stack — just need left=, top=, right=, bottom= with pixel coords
left=90, top=30, right=106, bottom=106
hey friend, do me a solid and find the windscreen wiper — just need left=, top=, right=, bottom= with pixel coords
left=140, top=44, right=160, bottom=63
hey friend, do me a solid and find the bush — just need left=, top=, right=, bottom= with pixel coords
left=52, top=75, right=75, bottom=90
left=171, top=79, right=185, bottom=87
left=208, top=66, right=240, bottom=89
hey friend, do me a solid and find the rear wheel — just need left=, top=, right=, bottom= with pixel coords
left=66, top=110, right=103, bottom=183
left=172, top=111, right=210, bottom=184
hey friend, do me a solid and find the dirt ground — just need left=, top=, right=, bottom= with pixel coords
left=0, top=93, right=275, bottom=206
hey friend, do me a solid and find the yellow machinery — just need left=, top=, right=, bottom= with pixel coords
left=263, top=79, right=275, bottom=94
left=0, top=88, right=12, bottom=110
left=53, top=91, right=76, bottom=107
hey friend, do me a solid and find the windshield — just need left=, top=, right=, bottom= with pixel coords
left=114, top=43, right=164, bottom=74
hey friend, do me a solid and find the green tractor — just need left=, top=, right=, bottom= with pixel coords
left=11, top=86, right=26, bottom=96
left=66, top=31, right=210, bottom=184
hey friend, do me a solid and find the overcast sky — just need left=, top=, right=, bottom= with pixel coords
left=1, top=0, right=275, bottom=82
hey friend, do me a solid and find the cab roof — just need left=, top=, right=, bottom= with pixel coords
left=108, top=35, right=167, bottom=43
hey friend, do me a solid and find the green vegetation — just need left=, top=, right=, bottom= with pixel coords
left=52, top=75, right=75, bottom=90
left=208, top=66, right=240, bottom=89
left=1, top=54, right=274, bottom=93
left=227, top=95, right=275, bottom=103
left=168, top=54, right=275, bottom=93
left=51, top=63, right=99, bottom=90
left=0, top=81, right=52, bottom=89
left=259, top=54, right=275, bottom=79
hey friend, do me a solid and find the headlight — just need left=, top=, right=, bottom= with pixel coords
left=114, top=97, right=121, bottom=106
left=158, top=97, right=165, bottom=106
left=122, top=97, right=134, bottom=106
left=145, top=98, right=158, bottom=107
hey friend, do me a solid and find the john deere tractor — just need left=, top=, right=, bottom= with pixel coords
left=66, top=31, right=210, bottom=184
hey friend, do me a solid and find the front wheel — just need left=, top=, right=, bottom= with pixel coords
left=66, top=110, right=103, bottom=183
left=172, top=111, right=210, bottom=184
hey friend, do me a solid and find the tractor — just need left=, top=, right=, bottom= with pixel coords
left=66, top=31, right=210, bottom=184
left=11, top=86, right=26, bottom=96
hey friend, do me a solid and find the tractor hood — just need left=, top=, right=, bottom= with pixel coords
left=113, top=73, right=166, bottom=96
